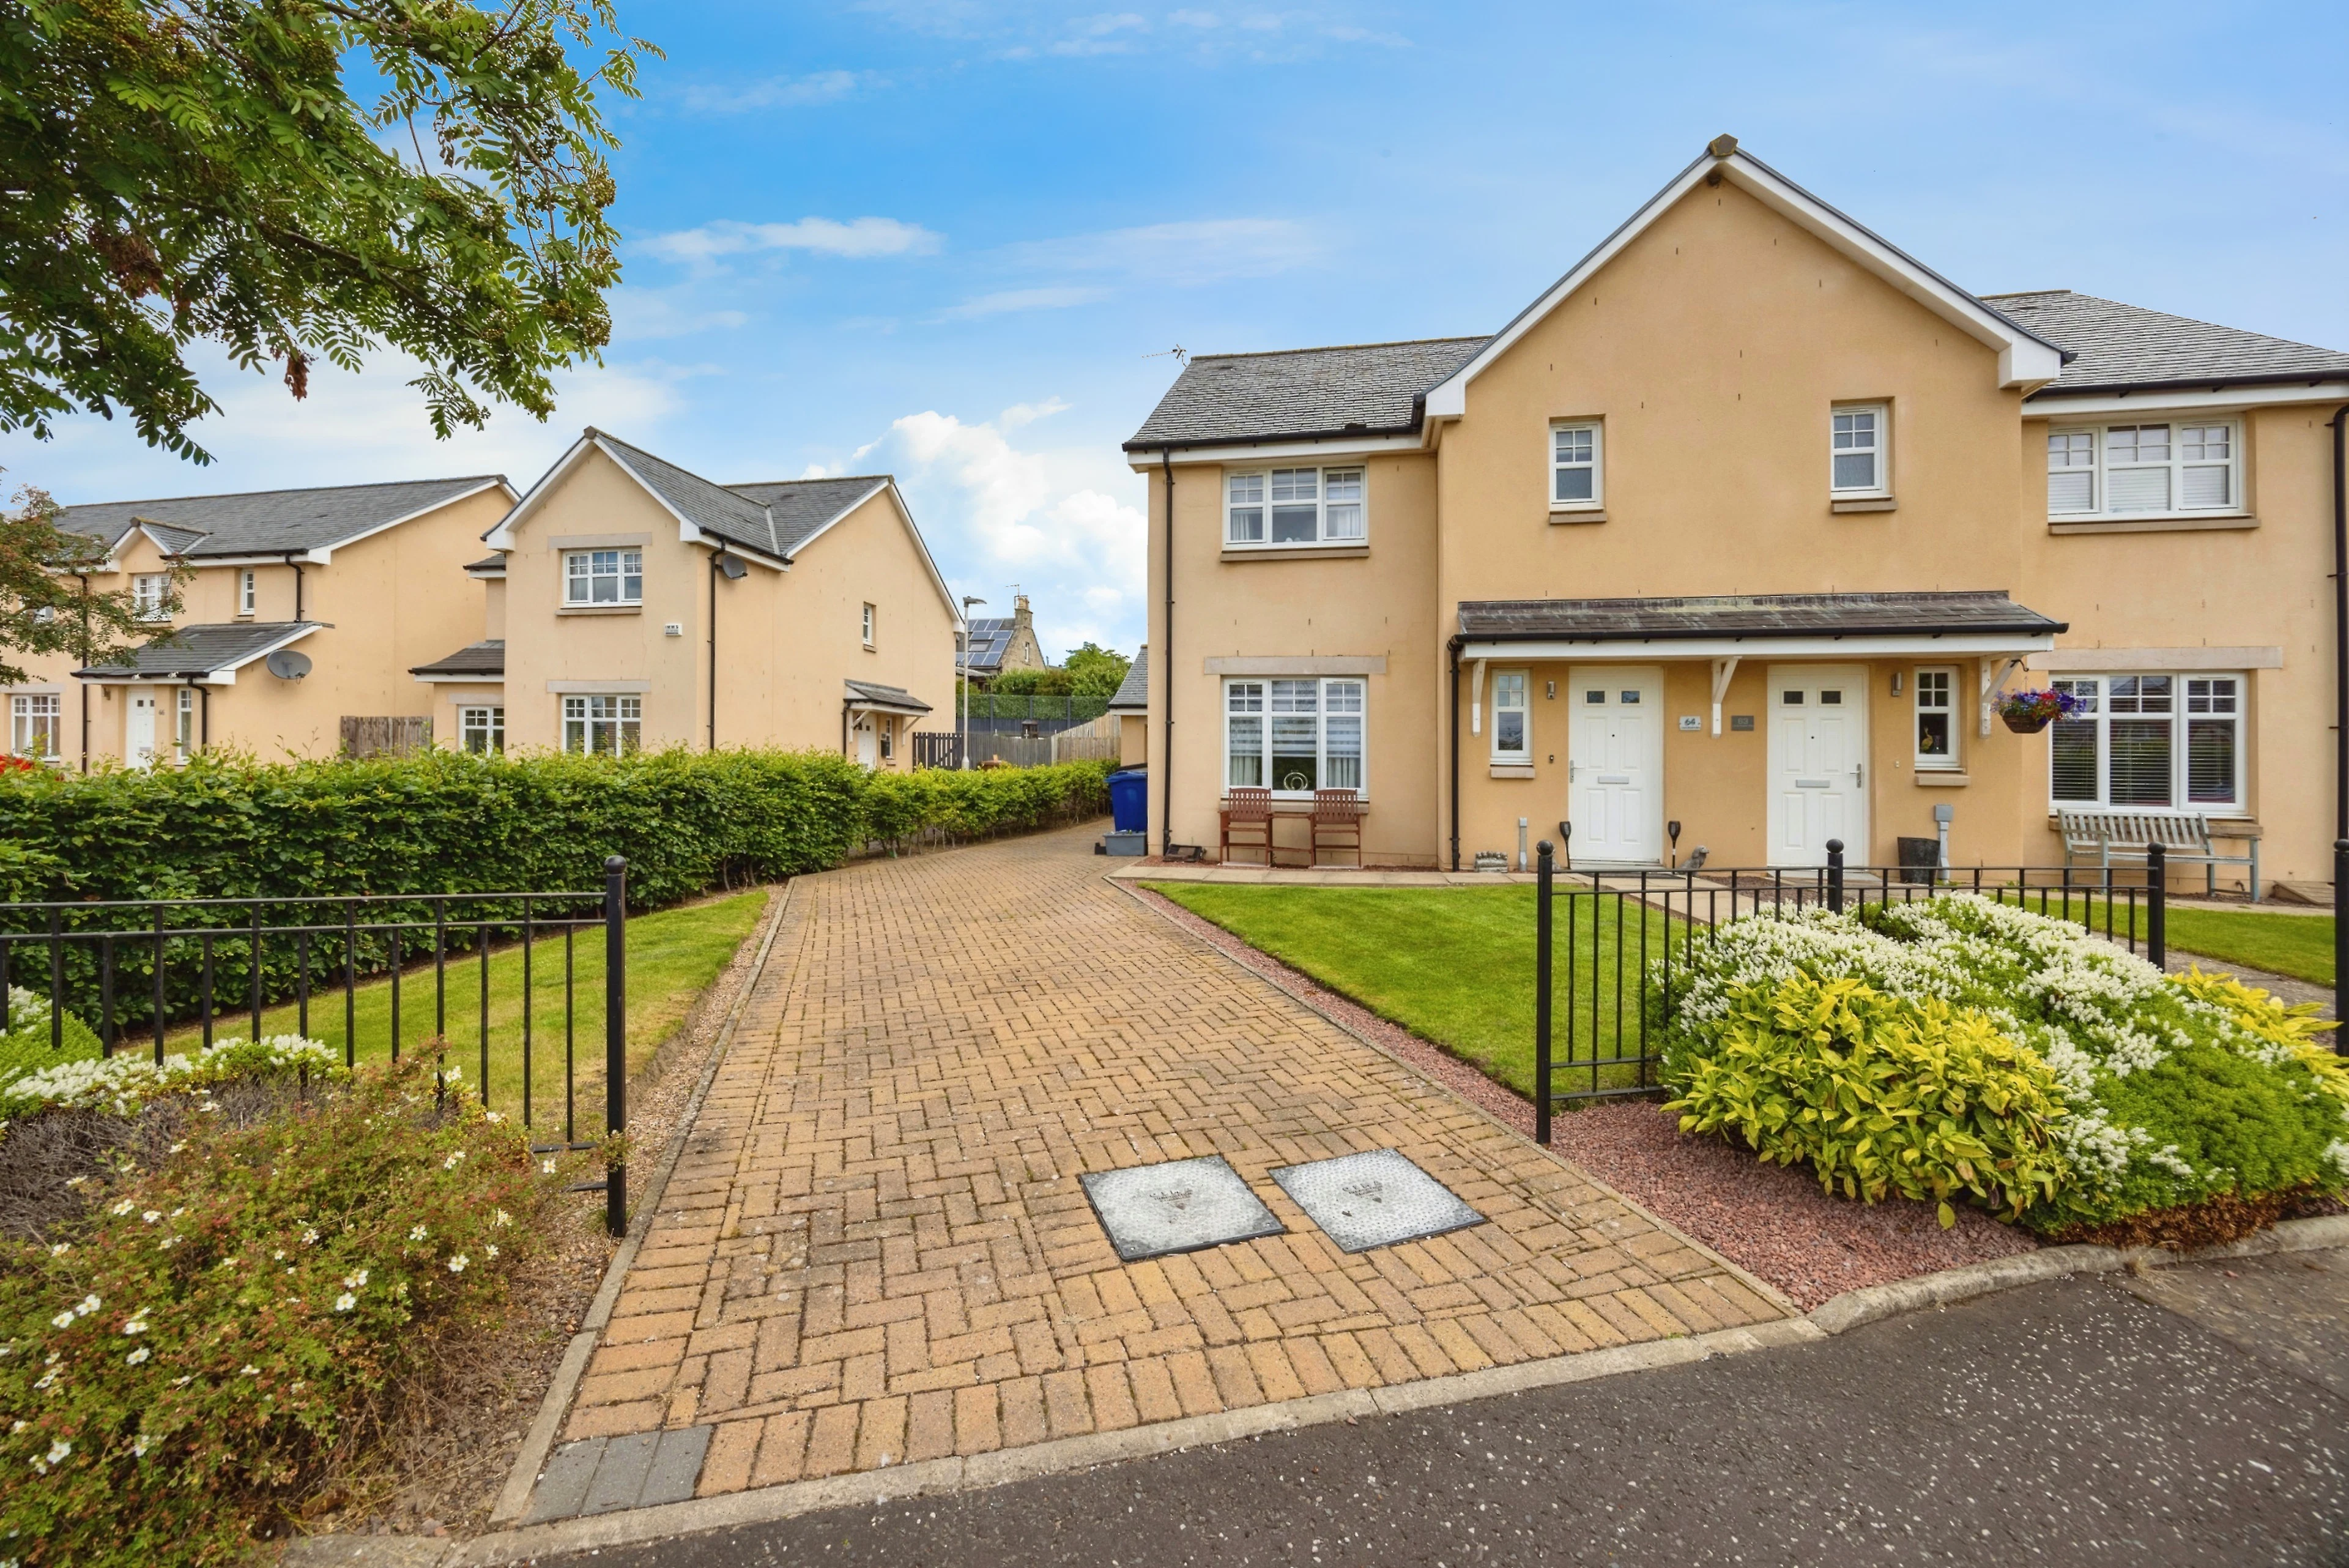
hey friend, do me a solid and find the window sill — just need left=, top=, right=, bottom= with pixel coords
left=1548, top=508, right=1607, bottom=526
left=1830, top=496, right=1896, bottom=513
left=2047, top=514, right=2256, bottom=535
left=1914, top=770, right=1969, bottom=787
left=1220, top=544, right=1370, bottom=562
left=1488, top=763, right=1537, bottom=779
left=557, top=604, right=643, bottom=616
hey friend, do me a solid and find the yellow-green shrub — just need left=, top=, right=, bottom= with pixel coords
left=1663, top=974, right=2071, bottom=1227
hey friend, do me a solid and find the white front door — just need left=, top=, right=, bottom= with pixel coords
left=1767, top=664, right=1869, bottom=867
left=854, top=713, right=877, bottom=767
left=125, top=691, right=158, bottom=769
left=1566, top=666, right=1664, bottom=864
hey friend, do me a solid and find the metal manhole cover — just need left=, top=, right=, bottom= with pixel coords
left=1270, top=1149, right=1483, bottom=1254
left=1079, top=1154, right=1285, bottom=1262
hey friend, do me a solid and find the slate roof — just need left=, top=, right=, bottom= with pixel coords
left=57, top=478, right=505, bottom=560
left=76, top=621, right=326, bottom=678
left=844, top=678, right=932, bottom=714
left=1983, top=291, right=2349, bottom=395
left=1106, top=648, right=1148, bottom=711
left=463, top=555, right=506, bottom=574
left=1456, top=592, right=2066, bottom=642
left=1124, top=337, right=1490, bottom=451
left=409, top=639, right=505, bottom=678
left=960, top=617, right=1016, bottom=674
left=591, top=431, right=891, bottom=561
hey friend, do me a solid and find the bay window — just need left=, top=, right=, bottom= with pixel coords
left=1225, top=678, right=1364, bottom=795
left=563, top=548, right=643, bottom=606
left=2049, top=674, right=2241, bottom=812
left=563, top=694, right=641, bottom=756
left=2046, top=422, right=2240, bottom=519
left=1225, top=467, right=1366, bottom=547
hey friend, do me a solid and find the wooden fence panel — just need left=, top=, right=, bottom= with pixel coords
left=340, top=715, right=432, bottom=758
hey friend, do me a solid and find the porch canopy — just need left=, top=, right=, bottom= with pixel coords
left=1455, top=590, right=2066, bottom=734
left=843, top=678, right=933, bottom=720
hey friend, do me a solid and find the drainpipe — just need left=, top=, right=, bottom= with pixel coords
left=199, top=683, right=210, bottom=751
left=1448, top=636, right=1463, bottom=871
left=1160, top=448, right=1176, bottom=857
left=708, top=551, right=719, bottom=751
left=2330, top=401, right=2347, bottom=1031
left=74, top=571, right=91, bottom=773
left=284, top=553, right=306, bottom=620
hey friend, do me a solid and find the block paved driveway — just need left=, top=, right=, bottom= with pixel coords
left=552, top=823, right=1784, bottom=1504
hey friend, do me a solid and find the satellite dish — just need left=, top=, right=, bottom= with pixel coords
left=265, top=649, right=312, bottom=680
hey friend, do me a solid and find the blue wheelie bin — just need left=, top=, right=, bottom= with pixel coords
left=1107, top=770, right=1148, bottom=833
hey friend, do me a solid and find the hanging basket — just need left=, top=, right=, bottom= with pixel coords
left=2001, top=711, right=2054, bottom=735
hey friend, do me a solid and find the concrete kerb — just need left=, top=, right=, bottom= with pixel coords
left=481, top=882, right=798, bottom=1529
left=1106, top=875, right=1805, bottom=1319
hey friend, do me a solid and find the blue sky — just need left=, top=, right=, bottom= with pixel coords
left=8, top=1, right=2344, bottom=660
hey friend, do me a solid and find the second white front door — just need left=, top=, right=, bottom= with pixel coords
left=1566, top=666, right=1663, bottom=864
left=125, top=691, right=158, bottom=769
left=854, top=713, right=877, bottom=767
left=1767, top=664, right=1868, bottom=867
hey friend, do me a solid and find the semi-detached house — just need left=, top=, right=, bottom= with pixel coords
left=1124, top=136, right=2349, bottom=894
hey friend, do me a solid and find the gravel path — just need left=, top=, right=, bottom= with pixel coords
left=1130, top=883, right=2035, bottom=1310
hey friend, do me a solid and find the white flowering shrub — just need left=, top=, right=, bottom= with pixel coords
left=0, top=990, right=106, bottom=1083
left=0, top=1035, right=343, bottom=1124
left=1660, top=894, right=2349, bottom=1232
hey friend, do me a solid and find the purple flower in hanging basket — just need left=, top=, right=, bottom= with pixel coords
left=1995, top=688, right=2082, bottom=724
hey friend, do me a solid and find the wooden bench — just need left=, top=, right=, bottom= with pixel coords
left=2057, top=809, right=2262, bottom=902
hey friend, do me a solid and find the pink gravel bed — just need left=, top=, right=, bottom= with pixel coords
left=1129, top=882, right=2036, bottom=1311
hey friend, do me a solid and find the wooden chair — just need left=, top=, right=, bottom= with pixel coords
left=1220, top=787, right=1274, bottom=866
left=1310, top=789, right=1365, bottom=868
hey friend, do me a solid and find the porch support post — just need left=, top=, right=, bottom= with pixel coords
left=1709, top=656, right=1739, bottom=736
left=1471, top=658, right=1486, bottom=736
left=1978, top=655, right=2022, bottom=737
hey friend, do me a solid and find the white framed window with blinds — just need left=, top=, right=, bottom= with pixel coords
left=1224, top=678, right=1365, bottom=795
left=2046, top=422, right=2241, bottom=519
left=563, top=548, right=643, bottom=605
left=2049, top=674, right=2243, bottom=812
left=1830, top=404, right=1889, bottom=496
left=1225, top=467, right=1366, bottom=547
left=1491, top=671, right=1530, bottom=760
left=1551, top=423, right=1602, bottom=510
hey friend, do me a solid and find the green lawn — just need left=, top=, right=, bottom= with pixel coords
left=1148, top=882, right=1680, bottom=1098
left=1972, top=889, right=2335, bottom=986
left=5, top=890, right=770, bottom=1139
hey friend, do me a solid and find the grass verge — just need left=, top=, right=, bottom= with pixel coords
left=1972, top=890, right=2336, bottom=986
left=1146, top=882, right=1680, bottom=1097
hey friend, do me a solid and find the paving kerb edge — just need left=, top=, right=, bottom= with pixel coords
left=439, top=1321, right=1809, bottom=1566
left=1805, top=1211, right=2349, bottom=1334
left=483, top=882, right=798, bottom=1528
left=1108, top=875, right=1805, bottom=1318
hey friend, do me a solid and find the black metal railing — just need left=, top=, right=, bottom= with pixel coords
left=1529, top=838, right=2171, bottom=1139
left=0, top=856, right=634, bottom=1234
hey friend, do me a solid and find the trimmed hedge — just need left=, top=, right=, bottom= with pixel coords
left=0, top=749, right=1110, bottom=908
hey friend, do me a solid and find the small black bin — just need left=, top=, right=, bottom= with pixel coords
left=1896, top=835, right=1942, bottom=885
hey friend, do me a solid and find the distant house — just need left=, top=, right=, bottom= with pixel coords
left=1107, top=647, right=1148, bottom=767
left=959, top=593, right=1047, bottom=688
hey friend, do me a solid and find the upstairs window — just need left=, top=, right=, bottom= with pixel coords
left=1226, top=467, right=1366, bottom=547
left=239, top=570, right=257, bottom=615
left=563, top=548, right=643, bottom=606
left=132, top=574, right=171, bottom=622
left=1831, top=405, right=1888, bottom=495
left=2047, top=423, right=2239, bottom=519
left=862, top=603, right=876, bottom=647
left=1551, top=424, right=1602, bottom=508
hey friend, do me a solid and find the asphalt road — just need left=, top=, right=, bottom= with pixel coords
left=547, top=1250, right=2348, bottom=1568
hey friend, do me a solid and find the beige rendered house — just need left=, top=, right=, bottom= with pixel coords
left=417, top=430, right=958, bottom=767
left=6, top=478, right=514, bottom=767
left=1125, top=136, right=2349, bottom=894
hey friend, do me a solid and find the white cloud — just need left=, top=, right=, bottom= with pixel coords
left=1047, top=12, right=1149, bottom=54
left=680, top=70, right=864, bottom=114
left=607, top=286, right=751, bottom=343
left=1003, top=217, right=1321, bottom=286
left=644, top=217, right=943, bottom=269
left=855, top=406, right=1146, bottom=655
left=938, top=284, right=1109, bottom=319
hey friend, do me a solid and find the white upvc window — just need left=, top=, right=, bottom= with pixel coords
left=1551, top=423, right=1602, bottom=509
left=878, top=716, right=894, bottom=761
left=563, top=548, right=644, bottom=606
left=132, top=574, right=171, bottom=622
left=1491, top=671, right=1531, bottom=760
left=460, top=705, right=505, bottom=754
left=1830, top=404, right=1888, bottom=495
left=1913, top=667, right=1958, bottom=769
left=1225, top=467, right=1366, bottom=547
left=2049, top=674, right=2243, bottom=812
left=2047, top=422, right=2241, bottom=519
left=562, top=694, right=641, bottom=756
left=862, top=603, right=876, bottom=647
left=174, top=686, right=194, bottom=757
left=9, top=694, right=60, bottom=760
left=239, top=569, right=257, bottom=615
left=1223, top=677, right=1365, bottom=795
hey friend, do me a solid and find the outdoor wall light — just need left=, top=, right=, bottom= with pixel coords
left=1891, top=670, right=1905, bottom=696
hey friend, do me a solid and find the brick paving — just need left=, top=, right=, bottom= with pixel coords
left=556, top=823, right=1786, bottom=1499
